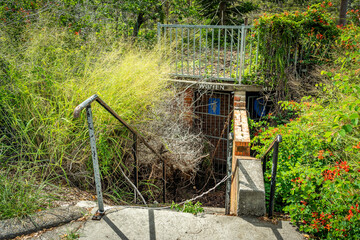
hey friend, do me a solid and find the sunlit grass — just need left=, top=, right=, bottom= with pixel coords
left=0, top=16, right=171, bottom=219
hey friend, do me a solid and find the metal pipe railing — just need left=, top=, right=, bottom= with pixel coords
left=260, top=134, right=282, bottom=218
left=225, top=132, right=234, bottom=215
left=74, top=94, right=167, bottom=218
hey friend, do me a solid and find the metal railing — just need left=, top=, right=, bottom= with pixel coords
left=225, top=132, right=234, bottom=215
left=260, top=134, right=282, bottom=218
left=73, top=94, right=167, bottom=219
left=157, top=23, right=258, bottom=84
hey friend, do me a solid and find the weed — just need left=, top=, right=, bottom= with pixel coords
left=61, top=231, right=80, bottom=240
left=171, top=201, right=204, bottom=215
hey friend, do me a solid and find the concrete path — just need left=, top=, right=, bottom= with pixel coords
left=76, top=205, right=304, bottom=240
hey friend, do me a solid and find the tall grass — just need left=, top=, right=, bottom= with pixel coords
left=0, top=15, right=170, bottom=218
left=0, top=165, right=56, bottom=220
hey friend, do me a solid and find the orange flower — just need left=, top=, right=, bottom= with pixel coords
left=346, top=209, right=353, bottom=220
left=324, top=224, right=331, bottom=230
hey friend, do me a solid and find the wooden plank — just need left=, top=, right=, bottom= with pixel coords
left=230, top=147, right=238, bottom=215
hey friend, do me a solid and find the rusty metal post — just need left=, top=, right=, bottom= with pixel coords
left=225, top=132, right=234, bottom=215
left=86, top=106, right=105, bottom=219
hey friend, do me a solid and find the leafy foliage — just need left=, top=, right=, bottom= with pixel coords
left=254, top=1, right=339, bottom=86
left=252, top=10, right=360, bottom=238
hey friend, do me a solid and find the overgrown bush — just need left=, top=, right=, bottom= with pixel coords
left=252, top=19, right=360, bottom=239
left=251, top=1, right=340, bottom=103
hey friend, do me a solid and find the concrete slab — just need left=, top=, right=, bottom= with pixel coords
left=237, top=159, right=266, bottom=216
left=76, top=207, right=304, bottom=240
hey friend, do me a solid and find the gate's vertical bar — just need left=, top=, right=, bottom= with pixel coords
left=170, top=28, right=173, bottom=74
left=199, top=28, right=202, bottom=76
left=225, top=130, right=233, bottom=215
left=249, top=30, right=253, bottom=71
left=223, top=29, right=227, bottom=78
left=217, top=29, right=221, bottom=79
left=211, top=28, right=215, bottom=78
left=239, top=26, right=245, bottom=85
left=181, top=28, right=184, bottom=75
left=242, top=27, right=248, bottom=77
left=133, top=133, right=138, bottom=203
left=86, top=106, right=105, bottom=216
left=193, top=28, right=196, bottom=76
left=268, top=135, right=282, bottom=218
left=175, top=28, right=178, bottom=75
left=187, top=28, right=190, bottom=75
left=236, top=28, right=240, bottom=81
left=204, top=28, right=208, bottom=78
left=164, top=26, right=167, bottom=59
left=230, top=28, right=234, bottom=80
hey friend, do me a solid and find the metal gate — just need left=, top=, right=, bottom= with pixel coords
left=157, top=23, right=257, bottom=83
left=193, top=91, right=233, bottom=176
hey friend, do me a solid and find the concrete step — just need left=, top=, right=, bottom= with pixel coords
left=236, top=158, right=266, bottom=216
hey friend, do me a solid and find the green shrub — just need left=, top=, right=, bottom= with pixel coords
left=252, top=7, right=360, bottom=239
left=252, top=1, right=340, bottom=90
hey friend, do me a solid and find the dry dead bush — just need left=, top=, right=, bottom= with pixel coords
left=137, top=86, right=206, bottom=183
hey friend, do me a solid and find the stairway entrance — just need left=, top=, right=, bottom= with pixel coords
left=193, top=90, right=233, bottom=176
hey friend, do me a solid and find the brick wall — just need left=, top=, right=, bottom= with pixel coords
left=233, top=91, right=250, bottom=157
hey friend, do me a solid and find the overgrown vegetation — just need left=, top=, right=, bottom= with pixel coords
left=0, top=1, right=213, bottom=220
left=251, top=2, right=360, bottom=239
left=0, top=12, right=188, bottom=219
left=0, top=167, right=54, bottom=220
left=252, top=2, right=340, bottom=102
left=0, top=2, right=359, bottom=240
